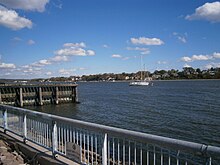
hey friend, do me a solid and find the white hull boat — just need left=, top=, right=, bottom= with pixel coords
left=129, top=81, right=150, bottom=86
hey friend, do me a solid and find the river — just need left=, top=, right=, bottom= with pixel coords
left=27, top=80, right=220, bottom=147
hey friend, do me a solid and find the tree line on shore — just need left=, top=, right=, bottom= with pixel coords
left=78, top=67, right=220, bottom=81
left=35, top=67, right=219, bottom=82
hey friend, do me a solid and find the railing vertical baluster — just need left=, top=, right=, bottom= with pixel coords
left=84, top=132, right=86, bottom=162
left=45, top=123, right=48, bottom=147
left=73, top=128, right=75, bottom=143
left=23, top=114, right=27, bottom=143
left=177, top=150, right=180, bottom=165
left=67, top=125, right=69, bottom=143
left=70, top=126, right=72, bottom=142
left=113, top=138, right=115, bottom=164
left=140, top=144, right=142, bottom=165
left=36, top=121, right=38, bottom=143
left=30, top=119, right=33, bottom=140
left=52, top=121, right=58, bottom=157
left=168, top=151, right=171, bottom=165
left=64, top=126, right=66, bottom=154
left=123, top=140, right=125, bottom=165
left=147, top=144, right=149, bottom=165
left=153, top=146, right=156, bottom=165
left=58, top=126, right=60, bottom=151
left=92, top=135, right=94, bottom=165
left=61, top=126, right=64, bottom=153
left=118, top=139, right=120, bottom=165
left=63, top=124, right=67, bottom=154
left=40, top=122, right=42, bottom=144
left=77, top=131, right=79, bottom=145
left=108, top=138, right=110, bottom=165
left=87, top=133, right=90, bottom=164
left=102, top=133, right=108, bottom=165
left=161, top=149, right=163, bottom=165
left=3, top=108, right=7, bottom=132
left=129, top=141, right=130, bottom=165
left=95, top=135, right=97, bottom=165
left=80, top=131, right=82, bottom=163
left=134, top=142, right=137, bottom=165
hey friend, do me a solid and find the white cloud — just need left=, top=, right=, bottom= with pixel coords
left=130, top=37, right=164, bottom=45
left=0, top=62, right=16, bottom=69
left=87, top=50, right=95, bottom=56
left=0, top=0, right=49, bottom=12
left=55, top=43, right=95, bottom=56
left=186, top=2, right=220, bottom=23
left=126, top=47, right=150, bottom=55
left=12, top=37, right=22, bottom=41
left=50, top=55, right=69, bottom=62
left=213, top=52, right=220, bottom=58
left=0, top=5, right=32, bottom=30
left=173, top=32, right=187, bottom=43
left=103, top=44, right=109, bottom=48
left=141, top=50, right=150, bottom=55
left=181, top=56, right=192, bottom=62
left=55, top=48, right=94, bottom=56
left=157, top=61, right=167, bottom=64
left=181, top=54, right=212, bottom=62
left=192, top=55, right=212, bottom=61
left=112, top=54, right=122, bottom=58
left=183, top=63, right=191, bottom=68
left=122, top=57, right=130, bottom=60
left=45, top=71, right=52, bottom=75
left=63, top=42, right=86, bottom=48
left=32, top=59, right=51, bottom=67
left=59, top=68, right=76, bottom=75
left=27, top=39, right=35, bottom=45
left=177, top=36, right=187, bottom=43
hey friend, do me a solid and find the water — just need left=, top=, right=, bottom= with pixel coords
left=28, top=80, right=220, bottom=147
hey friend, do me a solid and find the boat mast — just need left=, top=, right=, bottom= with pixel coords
left=141, top=55, right=143, bottom=80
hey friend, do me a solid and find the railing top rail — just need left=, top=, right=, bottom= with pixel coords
left=1, top=104, right=220, bottom=156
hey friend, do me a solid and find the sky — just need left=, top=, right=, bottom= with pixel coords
left=0, top=0, right=220, bottom=79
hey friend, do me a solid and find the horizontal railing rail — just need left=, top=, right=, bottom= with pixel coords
left=0, top=104, right=219, bottom=165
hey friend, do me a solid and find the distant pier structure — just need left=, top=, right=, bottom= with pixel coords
left=0, top=83, right=78, bottom=107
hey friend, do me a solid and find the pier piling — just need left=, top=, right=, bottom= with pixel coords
left=0, top=83, right=78, bottom=107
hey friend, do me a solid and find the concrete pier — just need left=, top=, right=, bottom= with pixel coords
left=0, top=83, right=78, bottom=107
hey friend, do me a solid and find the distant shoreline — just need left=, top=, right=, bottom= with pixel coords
left=78, top=79, right=220, bottom=83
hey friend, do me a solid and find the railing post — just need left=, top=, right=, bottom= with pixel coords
left=52, top=120, right=58, bottom=157
left=102, top=133, right=108, bottom=165
left=23, top=114, right=27, bottom=143
left=3, top=108, right=7, bottom=133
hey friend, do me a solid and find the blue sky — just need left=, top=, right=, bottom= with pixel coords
left=0, top=0, right=220, bottom=79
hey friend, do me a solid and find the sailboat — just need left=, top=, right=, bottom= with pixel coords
left=129, top=56, right=150, bottom=86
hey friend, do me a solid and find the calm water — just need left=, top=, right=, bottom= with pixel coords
left=28, top=80, right=220, bottom=147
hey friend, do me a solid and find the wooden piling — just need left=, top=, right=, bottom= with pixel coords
left=72, top=86, right=78, bottom=103
left=0, top=90, right=2, bottom=104
left=38, top=87, right=43, bottom=106
left=55, top=87, right=59, bottom=105
left=19, top=87, right=23, bottom=107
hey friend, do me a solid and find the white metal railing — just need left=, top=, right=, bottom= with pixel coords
left=0, top=104, right=220, bottom=165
